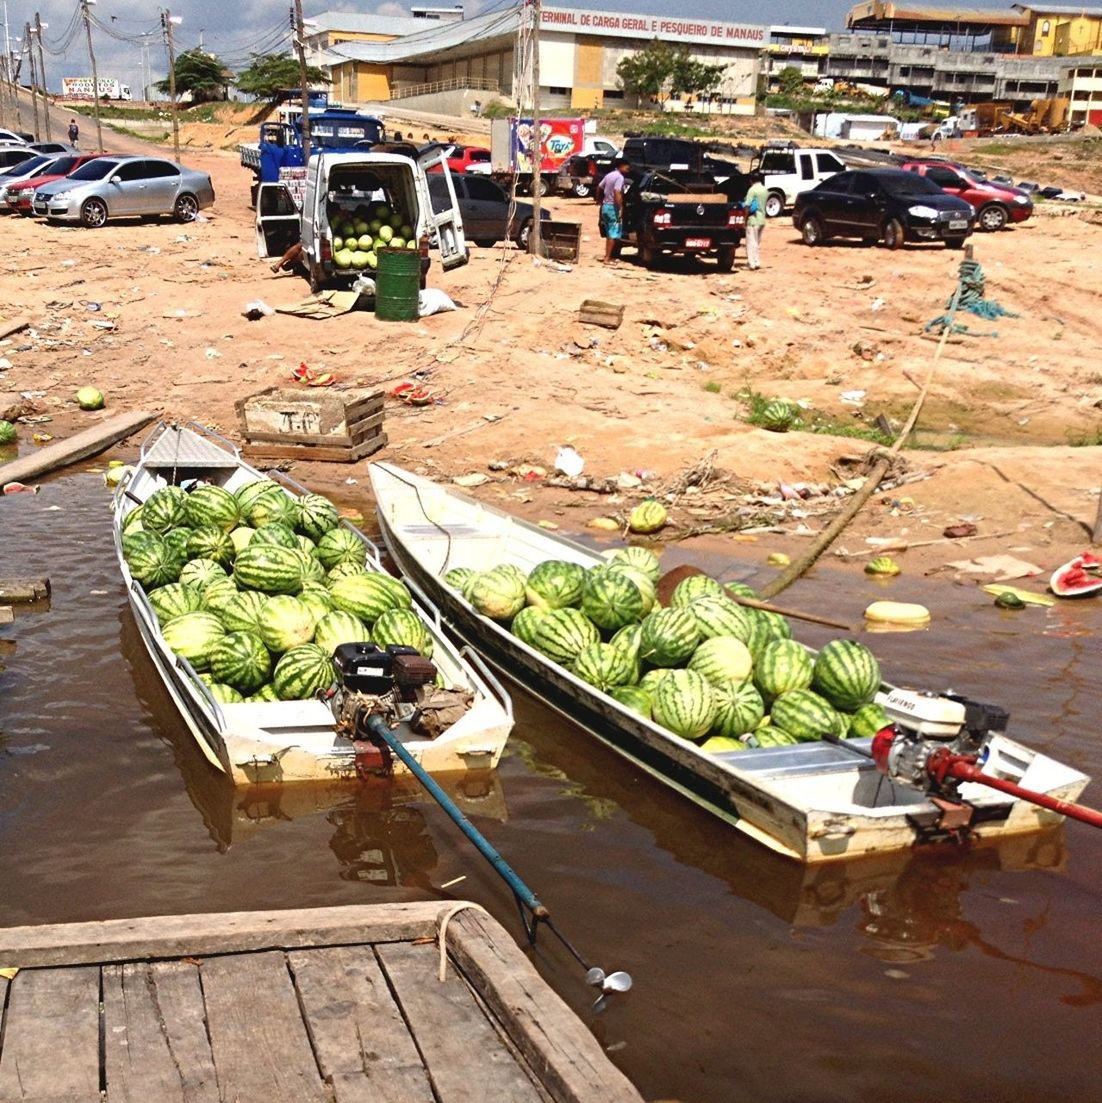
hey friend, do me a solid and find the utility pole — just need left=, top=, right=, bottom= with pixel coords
left=34, top=13, right=50, bottom=139
left=79, top=0, right=103, bottom=152
left=291, top=0, right=312, bottom=162
left=528, top=0, right=542, bottom=256
left=161, top=10, right=180, bottom=162
left=25, top=22, right=39, bottom=140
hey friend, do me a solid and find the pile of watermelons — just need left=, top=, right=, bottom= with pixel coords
left=446, top=549, right=888, bottom=755
left=121, top=480, right=430, bottom=704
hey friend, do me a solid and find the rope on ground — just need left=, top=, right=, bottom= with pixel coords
left=925, top=257, right=1018, bottom=336
left=436, top=901, right=491, bottom=982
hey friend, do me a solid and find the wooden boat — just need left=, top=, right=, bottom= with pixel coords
left=369, top=461, right=1091, bottom=863
left=112, top=423, right=513, bottom=786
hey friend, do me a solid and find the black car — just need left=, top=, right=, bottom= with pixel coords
left=427, top=173, right=548, bottom=250
left=792, top=169, right=975, bottom=250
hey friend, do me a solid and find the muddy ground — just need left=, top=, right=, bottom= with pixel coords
left=1, top=119, right=1100, bottom=597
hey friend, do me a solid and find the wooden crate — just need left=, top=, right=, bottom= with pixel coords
left=578, top=299, right=624, bottom=329
left=234, top=387, right=386, bottom=463
left=537, top=220, right=582, bottom=263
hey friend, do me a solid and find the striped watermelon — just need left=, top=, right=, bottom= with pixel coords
left=747, top=726, right=799, bottom=748
left=608, top=684, right=653, bottom=719
left=329, top=573, right=405, bottom=623
left=230, top=526, right=256, bottom=554
left=525, top=560, right=585, bottom=611
left=494, top=563, right=527, bottom=587
left=200, top=576, right=239, bottom=614
left=511, top=605, right=548, bottom=648
left=162, top=528, right=192, bottom=568
left=233, top=544, right=303, bottom=595
left=235, top=480, right=274, bottom=514
left=161, top=612, right=225, bottom=672
left=628, top=499, right=667, bottom=534
left=581, top=567, right=648, bottom=632
left=298, top=590, right=332, bottom=626
left=208, top=682, right=245, bottom=705
left=687, top=596, right=755, bottom=643
left=291, top=547, right=326, bottom=586
left=744, top=610, right=793, bottom=663
left=184, top=485, right=241, bottom=533
left=317, top=527, right=366, bottom=571
left=327, top=560, right=369, bottom=582
left=653, top=669, right=717, bottom=741
left=606, top=565, right=656, bottom=616
left=122, top=504, right=144, bottom=531
left=688, top=636, right=753, bottom=685
left=314, top=610, right=368, bottom=654
left=700, top=735, right=748, bottom=754
left=608, top=622, right=643, bottom=676
left=639, top=607, right=701, bottom=668
left=444, top=567, right=476, bottom=591
left=754, top=639, right=814, bottom=700
left=605, top=546, right=661, bottom=584
left=296, top=535, right=319, bottom=558
left=258, top=595, right=317, bottom=653
left=247, top=486, right=299, bottom=530
left=710, top=680, right=765, bottom=738
left=670, top=574, right=724, bottom=608
left=639, top=667, right=672, bottom=695
left=373, top=607, right=433, bottom=657
left=812, top=639, right=881, bottom=711
left=572, top=642, right=635, bottom=692
left=178, top=557, right=228, bottom=592
left=723, top=581, right=759, bottom=601
left=297, top=493, right=340, bottom=541
left=468, top=570, right=526, bottom=621
left=218, top=591, right=271, bottom=635
left=124, top=531, right=179, bottom=587
left=246, top=683, right=280, bottom=703
left=771, top=688, right=841, bottom=743
left=142, top=486, right=190, bottom=532
left=532, top=607, right=600, bottom=665
left=272, top=643, right=333, bottom=701
left=186, top=526, right=235, bottom=567
left=147, top=582, right=203, bottom=625
left=250, top=522, right=298, bottom=549
left=848, top=702, right=890, bottom=740
left=299, top=580, right=334, bottom=610
left=209, top=631, right=272, bottom=694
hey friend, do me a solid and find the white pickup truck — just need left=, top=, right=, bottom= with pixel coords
left=752, top=144, right=848, bottom=218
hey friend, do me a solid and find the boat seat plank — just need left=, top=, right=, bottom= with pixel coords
left=0, top=966, right=101, bottom=1100
left=732, top=739, right=876, bottom=777
left=142, top=430, right=239, bottom=468
left=376, top=941, right=544, bottom=1103
left=201, top=950, right=330, bottom=1103
left=102, top=961, right=220, bottom=1103
left=288, top=945, right=432, bottom=1098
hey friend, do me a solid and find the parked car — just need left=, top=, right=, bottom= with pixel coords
left=0, top=128, right=27, bottom=146
left=0, top=147, right=36, bottom=172
left=0, top=155, right=61, bottom=209
left=33, top=156, right=215, bottom=227
left=427, top=144, right=492, bottom=175
left=5, top=154, right=109, bottom=216
left=793, top=168, right=975, bottom=249
left=899, top=159, right=1032, bottom=231
left=751, top=142, right=849, bottom=218
left=427, top=172, right=548, bottom=249
left=28, top=142, right=79, bottom=156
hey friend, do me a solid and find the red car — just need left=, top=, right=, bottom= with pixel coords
left=427, top=144, right=492, bottom=175
left=898, top=159, right=1033, bottom=232
left=6, top=154, right=110, bottom=216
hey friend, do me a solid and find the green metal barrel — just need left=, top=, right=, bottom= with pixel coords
left=375, top=247, right=420, bottom=322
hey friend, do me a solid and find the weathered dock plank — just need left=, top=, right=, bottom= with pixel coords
left=0, top=966, right=100, bottom=1100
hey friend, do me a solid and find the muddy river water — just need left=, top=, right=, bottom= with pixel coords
left=2, top=471, right=1101, bottom=1102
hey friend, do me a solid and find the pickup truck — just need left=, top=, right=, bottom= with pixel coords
left=619, top=169, right=745, bottom=270
left=750, top=143, right=847, bottom=218
left=582, top=137, right=745, bottom=201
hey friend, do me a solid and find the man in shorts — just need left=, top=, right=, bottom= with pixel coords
left=596, top=159, right=629, bottom=263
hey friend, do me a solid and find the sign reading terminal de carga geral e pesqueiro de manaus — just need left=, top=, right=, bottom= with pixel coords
left=540, top=6, right=767, bottom=46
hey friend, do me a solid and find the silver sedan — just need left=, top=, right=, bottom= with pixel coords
left=33, top=155, right=215, bottom=227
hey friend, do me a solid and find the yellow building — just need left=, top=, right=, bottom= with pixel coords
left=1013, top=4, right=1102, bottom=56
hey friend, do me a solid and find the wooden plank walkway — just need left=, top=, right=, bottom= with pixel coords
left=0, top=902, right=642, bottom=1103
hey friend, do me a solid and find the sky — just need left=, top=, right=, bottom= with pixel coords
left=18, top=0, right=1019, bottom=96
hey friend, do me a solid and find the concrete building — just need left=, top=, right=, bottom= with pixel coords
left=764, top=25, right=830, bottom=82
left=1060, top=61, right=1102, bottom=121
left=303, top=12, right=432, bottom=54
left=1013, top=4, right=1102, bottom=56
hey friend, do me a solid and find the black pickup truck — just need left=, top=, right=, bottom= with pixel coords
left=619, top=169, right=746, bottom=270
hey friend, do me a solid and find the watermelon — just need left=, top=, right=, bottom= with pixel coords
left=687, top=596, right=755, bottom=643
left=670, top=574, right=724, bottom=608
left=247, top=684, right=281, bottom=703
left=147, top=582, right=203, bottom=625
left=639, top=607, right=701, bottom=668
left=688, top=636, right=753, bottom=685
left=329, top=573, right=405, bottom=623
left=628, top=499, right=667, bottom=534
left=296, top=534, right=319, bottom=558
left=233, top=544, right=304, bottom=595
left=209, top=631, right=272, bottom=694
left=184, top=485, right=241, bottom=532
left=760, top=399, right=797, bottom=432
left=373, top=607, right=433, bottom=656
left=207, top=682, right=244, bottom=705
left=865, top=555, right=901, bottom=577
left=230, top=526, right=256, bottom=553
left=710, top=680, right=765, bottom=738
left=291, top=547, right=326, bottom=586
left=298, top=590, right=331, bottom=625
left=653, top=669, right=717, bottom=741
left=812, top=639, right=881, bottom=711
left=745, top=610, right=793, bottom=662
left=754, top=639, right=814, bottom=700
left=218, top=591, right=270, bottom=635
left=142, top=486, right=190, bottom=532
left=0, top=419, right=16, bottom=444
left=247, top=486, right=298, bottom=530
left=532, top=607, right=600, bottom=665
left=723, top=581, right=759, bottom=601
left=511, top=605, right=549, bottom=648
left=572, top=642, right=636, bottom=692
left=314, top=610, right=368, bottom=654
left=178, top=556, right=227, bottom=592
left=608, top=622, right=643, bottom=674
left=748, top=726, right=799, bottom=748
left=606, top=565, right=656, bottom=616
left=258, top=595, right=317, bottom=653
left=161, top=611, right=225, bottom=671
left=297, top=493, right=340, bottom=541
left=186, top=526, right=235, bottom=567
left=581, top=566, right=648, bottom=632
left=608, top=684, right=653, bottom=718
left=848, top=702, right=890, bottom=740
left=162, top=528, right=193, bottom=567
left=605, top=546, right=661, bottom=584
left=771, top=688, right=841, bottom=743
left=639, top=668, right=672, bottom=694
left=316, top=527, right=365, bottom=571
left=273, top=643, right=333, bottom=700
left=444, top=567, right=476, bottom=591
left=1050, top=552, right=1102, bottom=597
left=469, top=569, right=526, bottom=621
left=525, top=560, right=585, bottom=611
left=327, top=560, right=368, bottom=582
left=235, top=480, right=274, bottom=515
left=494, top=563, right=527, bottom=587
left=200, top=576, right=239, bottom=614
left=700, top=735, right=748, bottom=754
left=250, top=522, right=298, bottom=549
left=122, top=504, right=144, bottom=532
left=124, top=531, right=179, bottom=587
left=300, top=580, right=334, bottom=609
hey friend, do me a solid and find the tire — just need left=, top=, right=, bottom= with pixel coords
left=764, top=191, right=785, bottom=219
left=572, top=181, right=592, bottom=199
left=473, top=239, right=496, bottom=248
left=531, top=177, right=549, bottom=199
left=716, top=245, right=736, bottom=272
left=308, top=264, right=324, bottom=294
left=174, top=193, right=199, bottom=223
left=861, top=237, right=878, bottom=246
left=800, top=215, right=824, bottom=246
left=882, top=218, right=905, bottom=250
left=978, top=204, right=1007, bottom=232
left=516, top=220, right=532, bottom=252
left=945, top=236, right=967, bottom=250
left=80, top=197, right=107, bottom=229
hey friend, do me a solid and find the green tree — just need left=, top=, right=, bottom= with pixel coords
left=670, top=53, right=727, bottom=97
left=777, top=66, right=805, bottom=96
left=235, top=53, right=331, bottom=104
left=156, top=48, right=231, bottom=104
left=616, top=39, right=678, bottom=99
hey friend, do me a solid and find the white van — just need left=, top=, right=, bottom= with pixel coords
left=255, top=145, right=467, bottom=291
left=751, top=143, right=848, bottom=218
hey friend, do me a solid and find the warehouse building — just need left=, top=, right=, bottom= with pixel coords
left=1060, top=61, right=1102, bottom=122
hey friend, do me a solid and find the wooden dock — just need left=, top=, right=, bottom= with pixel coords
left=0, top=902, right=642, bottom=1103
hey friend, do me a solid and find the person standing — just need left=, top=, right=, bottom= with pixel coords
left=68, top=118, right=80, bottom=147
left=744, top=171, right=768, bottom=271
left=596, top=158, right=628, bottom=263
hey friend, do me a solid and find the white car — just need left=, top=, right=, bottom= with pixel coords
left=753, top=144, right=848, bottom=218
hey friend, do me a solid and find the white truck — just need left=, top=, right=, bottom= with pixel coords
left=61, top=77, right=132, bottom=101
left=751, top=142, right=848, bottom=218
left=255, top=145, right=467, bottom=293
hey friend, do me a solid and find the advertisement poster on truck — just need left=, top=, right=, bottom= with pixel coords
left=512, top=117, right=585, bottom=174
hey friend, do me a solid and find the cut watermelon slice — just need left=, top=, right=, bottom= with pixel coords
left=1050, top=553, right=1102, bottom=597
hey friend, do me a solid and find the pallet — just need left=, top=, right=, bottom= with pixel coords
left=538, top=220, right=582, bottom=263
